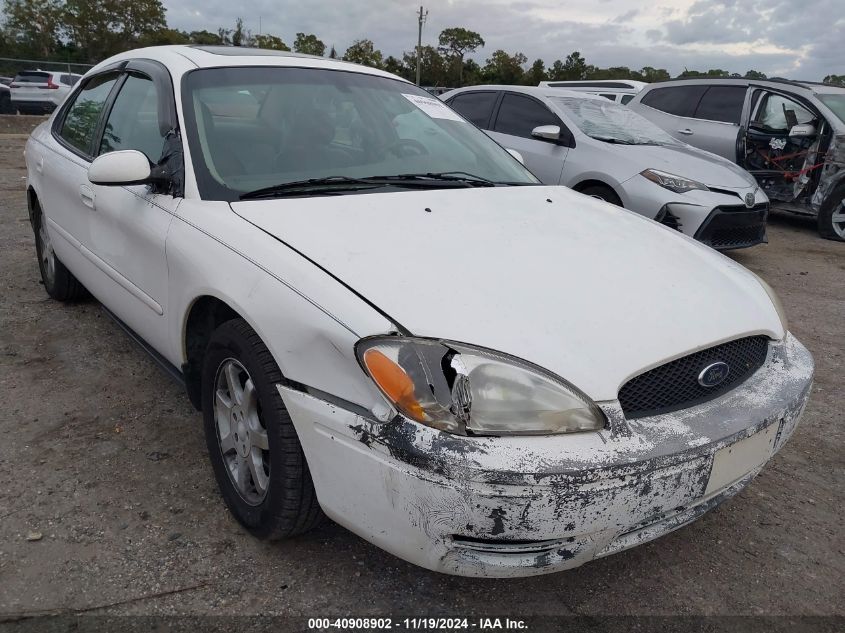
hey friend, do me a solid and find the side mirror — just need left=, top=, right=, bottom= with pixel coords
left=88, top=150, right=157, bottom=186
left=531, top=125, right=562, bottom=142
left=506, top=148, right=525, bottom=164
left=789, top=123, right=816, bottom=138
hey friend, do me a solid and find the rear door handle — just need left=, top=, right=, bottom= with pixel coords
left=79, top=185, right=95, bottom=209
left=677, top=128, right=694, bottom=136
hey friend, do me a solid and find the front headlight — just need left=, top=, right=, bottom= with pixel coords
left=641, top=168, right=709, bottom=194
left=751, top=273, right=788, bottom=334
left=356, top=337, right=605, bottom=436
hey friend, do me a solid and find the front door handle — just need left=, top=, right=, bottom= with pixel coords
left=79, top=185, right=95, bottom=209
left=677, top=128, right=694, bottom=136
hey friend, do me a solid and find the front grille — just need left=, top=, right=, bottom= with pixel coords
left=618, top=336, right=769, bottom=419
left=695, top=204, right=768, bottom=250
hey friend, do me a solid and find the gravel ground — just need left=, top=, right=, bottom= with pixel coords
left=0, top=121, right=843, bottom=624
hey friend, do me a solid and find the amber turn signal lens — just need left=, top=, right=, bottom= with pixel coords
left=363, top=349, right=426, bottom=421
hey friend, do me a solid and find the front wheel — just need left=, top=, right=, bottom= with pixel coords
left=817, top=184, right=845, bottom=241
left=201, top=319, right=323, bottom=539
left=579, top=184, right=623, bottom=207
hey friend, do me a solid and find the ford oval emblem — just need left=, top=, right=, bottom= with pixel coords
left=698, top=362, right=730, bottom=388
left=745, top=192, right=755, bottom=208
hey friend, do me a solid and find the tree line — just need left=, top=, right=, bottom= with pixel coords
left=2, top=0, right=843, bottom=87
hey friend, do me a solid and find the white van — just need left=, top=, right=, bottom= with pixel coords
left=537, top=80, right=646, bottom=104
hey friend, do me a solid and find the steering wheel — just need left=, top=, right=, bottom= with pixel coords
left=383, top=139, right=428, bottom=158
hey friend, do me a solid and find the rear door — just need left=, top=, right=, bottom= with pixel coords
left=42, top=71, right=122, bottom=259
left=684, top=85, right=748, bottom=159
left=488, top=92, right=570, bottom=184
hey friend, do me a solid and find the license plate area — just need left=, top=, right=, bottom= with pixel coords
left=705, top=424, right=777, bottom=496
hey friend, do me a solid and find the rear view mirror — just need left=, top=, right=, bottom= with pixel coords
left=789, top=123, right=816, bottom=138
left=88, top=150, right=155, bottom=186
left=531, top=125, right=561, bottom=142
left=506, top=148, right=525, bottom=164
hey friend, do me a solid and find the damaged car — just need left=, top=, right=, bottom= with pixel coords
left=25, top=45, right=814, bottom=578
left=629, top=78, right=845, bottom=241
left=443, top=85, right=770, bottom=250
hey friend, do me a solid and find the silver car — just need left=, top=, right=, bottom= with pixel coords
left=443, top=85, right=769, bottom=250
left=628, top=78, right=845, bottom=241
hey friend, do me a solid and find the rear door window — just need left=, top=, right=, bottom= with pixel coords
left=59, top=73, right=119, bottom=156
left=693, top=85, right=746, bottom=124
left=99, top=73, right=166, bottom=163
left=493, top=93, right=559, bottom=139
left=639, top=85, right=707, bottom=117
left=448, top=91, right=498, bottom=128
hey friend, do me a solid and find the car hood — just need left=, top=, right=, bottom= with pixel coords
left=232, top=186, right=782, bottom=401
left=612, top=142, right=756, bottom=189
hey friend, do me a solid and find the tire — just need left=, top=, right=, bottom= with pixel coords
left=201, top=319, right=323, bottom=539
left=817, top=184, right=845, bottom=241
left=0, top=93, right=11, bottom=115
left=579, top=184, right=623, bottom=207
left=33, top=202, right=88, bottom=301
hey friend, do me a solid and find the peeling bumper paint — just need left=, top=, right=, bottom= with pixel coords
left=280, top=333, right=813, bottom=577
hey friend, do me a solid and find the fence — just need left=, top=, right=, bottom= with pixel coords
left=0, top=56, right=94, bottom=79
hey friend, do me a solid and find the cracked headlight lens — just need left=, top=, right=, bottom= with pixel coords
left=356, top=337, right=605, bottom=436
left=641, top=168, right=709, bottom=194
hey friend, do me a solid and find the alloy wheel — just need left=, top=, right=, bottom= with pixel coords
left=213, top=358, right=271, bottom=505
left=38, top=222, right=56, bottom=286
left=831, top=199, right=845, bottom=238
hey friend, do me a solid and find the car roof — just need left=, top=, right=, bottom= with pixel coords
left=644, top=76, right=845, bottom=97
left=89, top=45, right=407, bottom=83
left=445, top=85, right=606, bottom=101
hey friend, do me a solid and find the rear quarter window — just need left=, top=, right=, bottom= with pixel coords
left=639, top=85, right=707, bottom=117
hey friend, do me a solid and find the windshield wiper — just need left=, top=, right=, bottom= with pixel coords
left=370, top=172, right=497, bottom=187
left=591, top=136, right=637, bottom=145
left=240, top=176, right=386, bottom=200
left=239, top=172, right=517, bottom=200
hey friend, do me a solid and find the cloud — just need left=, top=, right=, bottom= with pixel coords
left=161, top=0, right=844, bottom=80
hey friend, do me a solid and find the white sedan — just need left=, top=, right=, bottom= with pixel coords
left=25, top=45, right=813, bottom=578
left=443, top=86, right=770, bottom=250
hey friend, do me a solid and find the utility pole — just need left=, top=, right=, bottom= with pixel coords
left=415, top=5, right=428, bottom=86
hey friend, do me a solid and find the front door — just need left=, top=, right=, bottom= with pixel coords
left=83, top=65, right=181, bottom=353
left=738, top=88, right=822, bottom=206
left=487, top=92, right=570, bottom=185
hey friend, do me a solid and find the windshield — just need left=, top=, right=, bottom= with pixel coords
left=182, top=67, right=538, bottom=200
left=550, top=96, right=680, bottom=145
left=818, top=94, right=845, bottom=126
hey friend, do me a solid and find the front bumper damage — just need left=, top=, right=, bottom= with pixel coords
left=280, top=333, right=813, bottom=577
left=622, top=174, right=768, bottom=249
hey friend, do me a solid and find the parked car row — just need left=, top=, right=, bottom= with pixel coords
left=628, top=78, right=845, bottom=240
left=443, top=85, right=768, bottom=249
left=25, top=45, right=814, bottom=578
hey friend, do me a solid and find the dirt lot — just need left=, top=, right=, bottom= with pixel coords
left=0, top=122, right=843, bottom=625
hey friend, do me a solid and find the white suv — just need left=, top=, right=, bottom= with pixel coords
left=10, top=70, right=82, bottom=114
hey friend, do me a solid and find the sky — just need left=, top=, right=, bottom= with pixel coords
left=162, top=0, right=843, bottom=80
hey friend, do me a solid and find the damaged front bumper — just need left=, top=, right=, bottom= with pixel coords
left=279, top=333, right=813, bottom=578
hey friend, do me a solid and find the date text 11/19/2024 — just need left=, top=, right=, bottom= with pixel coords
left=307, top=617, right=528, bottom=630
